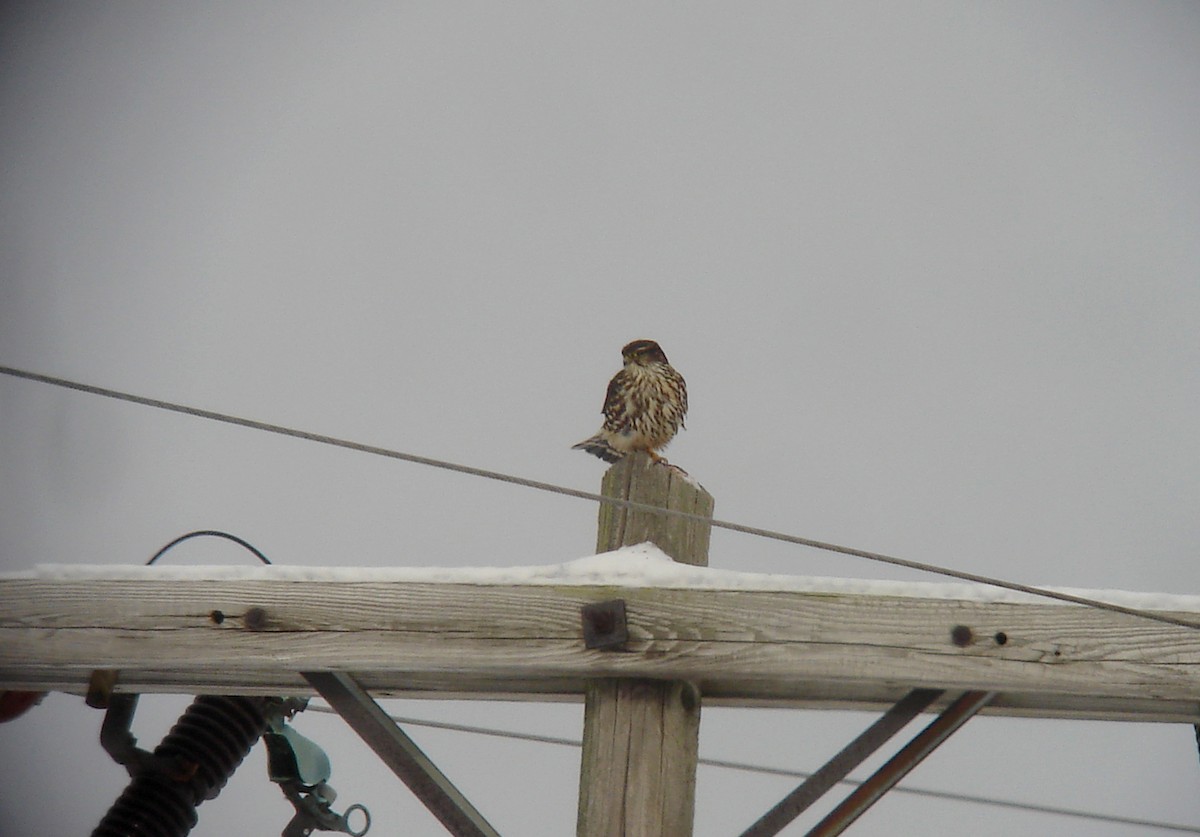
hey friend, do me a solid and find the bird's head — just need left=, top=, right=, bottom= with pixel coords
left=621, top=339, right=669, bottom=366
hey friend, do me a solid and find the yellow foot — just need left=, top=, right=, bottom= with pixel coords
left=646, top=451, right=688, bottom=475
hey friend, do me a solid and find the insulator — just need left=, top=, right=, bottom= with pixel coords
left=92, top=696, right=270, bottom=837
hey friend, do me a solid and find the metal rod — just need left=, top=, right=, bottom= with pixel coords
left=740, top=689, right=943, bottom=837
left=805, top=690, right=996, bottom=837
left=303, top=671, right=501, bottom=837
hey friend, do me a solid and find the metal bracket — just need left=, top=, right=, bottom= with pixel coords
left=581, top=599, right=629, bottom=650
left=264, top=700, right=370, bottom=836
left=806, top=690, right=995, bottom=836
left=98, top=693, right=193, bottom=781
left=277, top=781, right=370, bottom=837
left=740, top=688, right=943, bottom=836
left=303, top=671, right=501, bottom=837
left=742, top=689, right=995, bottom=836
left=86, top=668, right=120, bottom=709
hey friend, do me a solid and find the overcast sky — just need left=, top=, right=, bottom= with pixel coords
left=2, top=3, right=1199, bottom=835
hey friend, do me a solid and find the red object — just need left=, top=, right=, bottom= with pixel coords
left=0, top=690, right=46, bottom=722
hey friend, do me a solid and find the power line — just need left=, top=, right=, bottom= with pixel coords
left=6, top=365, right=1197, bottom=828
left=304, top=705, right=1200, bottom=834
left=2, top=363, right=1198, bottom=631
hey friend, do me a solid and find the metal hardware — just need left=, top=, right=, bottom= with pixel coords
left=806, top=690, right=996, bottom=837
left=92, top=694, right=272, bottom=837
left=303, top=671, right=500, bottom=837
left=86, top=669, right=120, bottom=709
left=741, top=689, right=943, bottom=837
left=581, top=599, right=629, bottom=650
left=264, top=701, right=371, bottom=836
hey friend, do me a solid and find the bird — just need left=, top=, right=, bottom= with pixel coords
left=572, top=339, right=687, bottom=465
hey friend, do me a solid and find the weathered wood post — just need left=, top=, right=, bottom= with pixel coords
left=577, top=452, right=715, bottom=837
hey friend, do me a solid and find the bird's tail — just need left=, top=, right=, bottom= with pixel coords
left=572, top=436, right=624, bottom=463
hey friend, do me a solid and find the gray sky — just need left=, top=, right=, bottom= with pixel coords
left=2, top=2, right=1199, bottom=835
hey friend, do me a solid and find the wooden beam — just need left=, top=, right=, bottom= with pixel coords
left=1, top=570, right=1199, bottom=723
left=578, top=454, right=713, bottom=837
left=577, top=679, right=701, bottom=836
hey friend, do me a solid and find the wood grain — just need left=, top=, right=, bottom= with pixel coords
left=2, top=573, right=1198, bottom=720
left=579, top=453, right=713, bottom=836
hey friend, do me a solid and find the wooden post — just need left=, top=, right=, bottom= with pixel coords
left=577, top=453, right=714, bottom=837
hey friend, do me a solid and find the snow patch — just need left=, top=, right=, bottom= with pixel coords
left=11, top=542, right=1200, bottom=612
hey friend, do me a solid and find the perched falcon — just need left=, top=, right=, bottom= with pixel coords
left=572, top=339, right=687, bottom=464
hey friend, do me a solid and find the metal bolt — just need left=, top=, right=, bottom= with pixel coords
left=950, top=625, right=973, bottom=647
left=581, top=600, right=629, bottom=650
left=244, top=607, right=269, bottom=631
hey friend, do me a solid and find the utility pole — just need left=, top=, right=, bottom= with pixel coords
left=577, top=453, right=714, bottom=837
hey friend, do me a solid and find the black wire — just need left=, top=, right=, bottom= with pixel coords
left=3, top=364, right=1198, bottom=631
left=4, top=365, right=1197, bottom=830
left=146, top=530, right=271, bottom=566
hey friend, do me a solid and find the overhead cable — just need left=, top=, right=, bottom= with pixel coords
left=2, top=364, right=1197, bottom=631
left=304, top=705, right=1200, bottom=834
